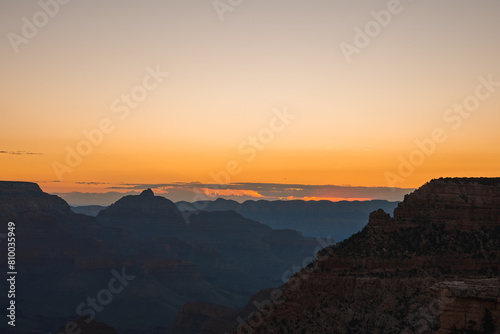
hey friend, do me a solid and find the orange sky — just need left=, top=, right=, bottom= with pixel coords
left=1, top=1, right=499, bottom=203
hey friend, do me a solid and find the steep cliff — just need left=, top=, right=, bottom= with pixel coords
left=432, top=279, right=499, bottom=333
left=233, top=178, right=500, bottom=334
left=0, top=181, right=72, bottom=219
left=381, top=177, right=500, bottom=232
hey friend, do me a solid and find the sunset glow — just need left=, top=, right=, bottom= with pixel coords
left=1, top=1, right=499, bottom=204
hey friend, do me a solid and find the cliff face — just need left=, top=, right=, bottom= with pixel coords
left=0, top=181, right=72, bottom=219
left=234, top=178, right=500, bottom=334
left=432, top=279, right=500, bottom=334
left=0, top=181, right=80, bottom=267
left=172, top=289, right=278, bottom=334
left=370, top=178, right=500, bottom=232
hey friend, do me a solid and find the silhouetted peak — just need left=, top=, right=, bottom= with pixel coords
left=214, top=198, right=238, bottom=204
left=96, top=189, right=182, bottom=222
left=140, top=188, right=154, bottom=197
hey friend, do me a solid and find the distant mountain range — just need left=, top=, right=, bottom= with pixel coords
left=73, top=198, right=399, bottom=241
left=177, top=198, right=399, bottom=241
left=179, top=177, right=500, bottom=334
left=71, top=205, right=107, bottom=217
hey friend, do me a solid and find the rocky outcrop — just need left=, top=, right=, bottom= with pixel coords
left=0, top=181, right=72, bottom=219
left=232, top=178, right=500, bottom=334
left=172, top=288, right=278, bottom=334
left=371, top=178, right=500, bottom=233
left=366, top=208, right=396, bottom=231
left=433, top=279, right=500, bottom=333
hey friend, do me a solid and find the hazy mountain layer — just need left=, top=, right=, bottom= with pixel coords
left=176, top=198, right=399, bottom=240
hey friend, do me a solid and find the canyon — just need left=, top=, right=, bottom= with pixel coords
left=225, top=178, right=500, bottom=333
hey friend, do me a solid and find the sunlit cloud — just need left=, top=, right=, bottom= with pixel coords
left=201, top=188, right=265, bottom=199
left=285, top=196, right=374, bottom=202
left=52, top=181, right=414, bottom=205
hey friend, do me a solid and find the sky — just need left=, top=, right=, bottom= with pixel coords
left=1, top=0, right=499, bottom=205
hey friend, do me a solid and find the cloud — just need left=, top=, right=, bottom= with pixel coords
left=0, top=150, right=42, bottom=156
left=58, top=182, right=414, bottom=205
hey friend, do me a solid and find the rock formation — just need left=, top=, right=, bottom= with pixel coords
left=0, top=181, right=72, bottom=219
left=231, top=178, right=500, bottom=334
left=0, top=181, right=321, bottom=333
left=397, top=178, right=500, bottom=230
left=432, top=279, right=500, bottom=333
